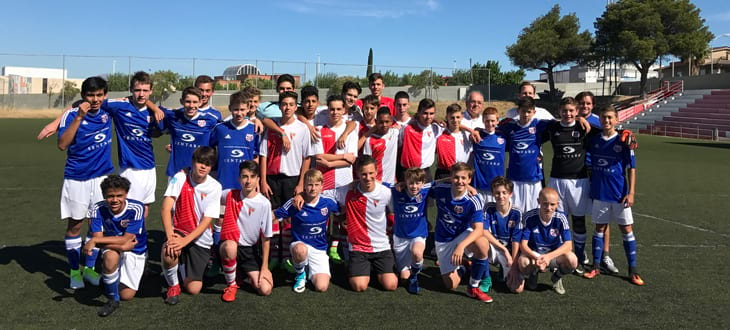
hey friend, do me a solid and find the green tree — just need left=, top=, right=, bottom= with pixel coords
left=506, top=4, right=592, bottom=100
left=150, top=70, right=180, bottom=103
left=241, top=78, right=274, bottom=90
left=448, top=61, right=525, bottom=86
left=176, top=75, right=195, bottom=90
left=107, top=73, right=130, bottom=91
left=58, top=81, right=79, bottom=107
left=594, top=0, right=713, bottom=96
left=366, top=48, right=373, bottom=77
left=381, top=70, right=401, bottom=86
left=315, top=72, right=339, bottom=89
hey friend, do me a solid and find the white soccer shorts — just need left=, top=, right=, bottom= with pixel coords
left=102, top=249, right=146, bottom=291
left=120, top=167, right=156, bottom=204
left=511, top=180, right=541, bottom=214
left=392, top=235, right=426, bottom=273
left=290, top=241, right=330, bottom=277
left=60, top=176, right=107, bottom=220
left=548, top=177, right=592, bottom=216
left=435, top=230, right=472, bottom=275
left=592, top=200, right=634, bottom=225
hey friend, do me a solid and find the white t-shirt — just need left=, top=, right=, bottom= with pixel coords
left=260, top=119, right=316, bottom=177
left=462, top=111, right=485, bottom=130
left=231, top=192, right=273, bottom=247
left=363, top=127, right=400, bottom=185
left=505, top=106, right=554, bottom=121
left=164, top=171, right=222, bottom=248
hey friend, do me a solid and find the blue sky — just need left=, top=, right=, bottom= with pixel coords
left=1, top=0, right=729, bottom=81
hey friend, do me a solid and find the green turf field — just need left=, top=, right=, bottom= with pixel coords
left=1, top=118, right=728, bottom=328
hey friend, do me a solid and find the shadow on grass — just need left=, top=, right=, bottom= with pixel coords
left=666, top=141, right=730, bottom=149
left=0, top=240, right=103, bottom=306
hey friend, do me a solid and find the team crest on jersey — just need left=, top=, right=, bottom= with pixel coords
left=613, top=145, right=623, bottom=153
left=528, top=127, right=536, bottom=134
left=427, top=132, right=432, bottom=137
left=508, top=220, right=515, bottom=228
left=321, top=208, right=328, bottom=216
left=497, top=137, right=505, bottom=145
left=245, top=134, right=254, bottom=142
left=549, top=228, right=558, bottom=237
left=197, top=120, right=206, bottom=127
left=454, top=205, right=464, bottom=214
left=101, top=114, right=109, bottom=123
left=120, top=219, right=129, bottom=227
left=200, top=193, right=207, bottom=199
left=415, top=194, right=422, bottom=203
left=372, top=200, right=380, bottom=207
left=247, top=207, right=255, bottom=216
left=572, top=131, right=580, bottom=138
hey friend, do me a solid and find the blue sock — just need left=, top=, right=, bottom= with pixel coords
left=103, top=270, right=121, bottom=302
left=574, top=233, right=587, bottom=264
left=212, top=224, right=221, bottom=246
left=469, top=258, right=489, bottom=288
left=84, top=234, right=99, bottom=269
left=592, top=232, right=605, bottom=267
left=410, top=262, right=423, bottom=276
left=623, top=232, right=637, bottom=268
left=64, top=235, right=82, bottom=271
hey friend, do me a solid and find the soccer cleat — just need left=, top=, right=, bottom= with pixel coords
left=600, top=255, right=620, bottom=274
left=328, top=246, right=343, bottom=264
left=83, top=266, right=101, bottom=286
left=97, top=300, right=120, bottom=317
left=221, top=284, right=239, bottom=302
left=551, top=272, right=566, bottom=295
left=69, top=269, right=85, bottom=290
left=293, top=271, right=307, bottom=293
left=573, top=264, right=585, bottom=275
left=466, top=286, right=493, bottom=303
left=583, top=268, right=600, bottom=279
left=165, top=284, right=181, bottom=305
left=406, top=274, right=420, bottom=295
left=526, top=272, right=539, bottom=291
left=479, top=276, right=492, bottom=293
left=629, top=272, right=645, bottom=286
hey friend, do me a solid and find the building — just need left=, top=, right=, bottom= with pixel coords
left=655, top=46, right=730, bottom=77
left=214, top=64, right=302, bottom=88
left=539, top=63, right=659, bottom=83
left=1, top=66, right=83, bottom=95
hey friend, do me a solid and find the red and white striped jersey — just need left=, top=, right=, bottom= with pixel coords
left=363, top=127, right=400, bottom=185
left=336, top=184, right=392, bottom=253
left=436, top=129, right=473, bottom=170
left=220, top=191, right=273, bottom=247
left=259, top=119, right=315, bottom=177
left=312, top=123, right=359, bottom=190
left=164, top=171, right=222, bottom=249
left=399, top=122, right=444, bottom=169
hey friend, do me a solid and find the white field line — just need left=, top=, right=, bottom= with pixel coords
left=634, top=212, right=730, bottom=239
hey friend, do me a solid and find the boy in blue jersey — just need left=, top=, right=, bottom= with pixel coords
left=274, top=169, right=340, bottom=293
left=470, top=107, right=507, bottom=203
left=517, top=188, right=577, bottom=295
left=500, top=97, right=552, bottom=214
left=389, top=168, right=431, bottom=294
left=155, top=87, right=219, bottom=178
left=83, top=175, right=147, bottom=317
left=583, top=106, right=644, bottom=286
left=195, top=75, right=222, bottom=121
left=431, top=162, right=493, bottom=303
left=483, top=176, right=522, bottom=292
left=57, top=76, right=114, bottom=290
left=207, top=90, right=260, bottom=277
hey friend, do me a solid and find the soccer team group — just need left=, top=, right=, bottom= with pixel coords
left=41, top=71, right=644, bottom=317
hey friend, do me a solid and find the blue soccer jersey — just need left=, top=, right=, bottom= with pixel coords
left=587, top=113, right=600, bottom=128
left=89, top=199, right=148, bottom=254
left=199, top=105, right=222, bottom=122
left=160, top=108, right=219, bottom=177
left=101, top=99, right=156, bottom=170
left=274, top=196, right=340, bottom=251
left=501, top=118, right=551, bottom=182
left=470, top=130, right=507, bottom=190
left=388, top=182, right=432, bottom=239
left=430, top=183, right=484, bottom=243
left=587, top=132, right=636, bottom=203
left=209, top=120, right=260, bottom=190
left=58, top=108, right=114, bottom=180
left=520, top=209, right=571, bottom=254
left=484, top=203, right=523, bottom=248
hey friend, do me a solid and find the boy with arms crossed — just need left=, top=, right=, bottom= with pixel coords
left=161, top=147, right=222, bottom=305
left=219, top=161, right=274, bottom=301
left=84, top=175, right=147, bottom=316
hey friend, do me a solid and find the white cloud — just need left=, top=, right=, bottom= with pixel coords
left=278, top=0, right=439, bottom=18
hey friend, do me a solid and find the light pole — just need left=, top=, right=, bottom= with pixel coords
left=710, top=33, right=730, bottom=75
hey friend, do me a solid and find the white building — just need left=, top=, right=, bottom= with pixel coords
left=540, top=64, right=659, bottom=83
left=2, top=66, right=67, bottom=79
